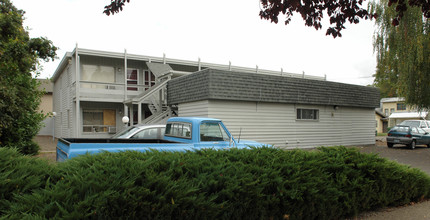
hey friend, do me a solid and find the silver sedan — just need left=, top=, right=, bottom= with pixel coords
left=112, top=124, right=166, bottom=139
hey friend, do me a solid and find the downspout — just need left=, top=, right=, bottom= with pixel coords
left=75, top=44, right=80, bottom=138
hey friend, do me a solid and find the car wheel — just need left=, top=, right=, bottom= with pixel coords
left=427, top=144, right=430, bottom=148
left=387, top=143, right=393, bottom=148
left=410, top=140, right=416, bottom=150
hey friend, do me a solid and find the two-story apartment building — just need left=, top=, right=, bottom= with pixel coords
left=52, top=46, right=327, bottom=139
left=52, top=46, right=379, bottom=148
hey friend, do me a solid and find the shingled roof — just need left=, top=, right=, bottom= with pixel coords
left=167, top=69, right=380, bottom=108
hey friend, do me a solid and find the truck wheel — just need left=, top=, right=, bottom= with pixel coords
left=387, top=143, right=393, bottom=148
left=410, top=140, right=416, bottom=150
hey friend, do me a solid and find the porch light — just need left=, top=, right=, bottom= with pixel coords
left=122, top=116, right=129, bottom=125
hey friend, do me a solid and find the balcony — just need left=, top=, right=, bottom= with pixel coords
left=79, top=81, right=150, bottom=102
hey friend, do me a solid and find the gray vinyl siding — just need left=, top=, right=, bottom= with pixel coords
left=178, top=100, right=375, bottom=148
left=177, top=100, right=210, bottom=117
left=53, top=65, right=74, bottom=138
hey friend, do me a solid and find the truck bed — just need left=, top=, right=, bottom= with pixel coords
left=56, top=138, right=188, bottom=162
left=59, top=138, right=179, bottom=144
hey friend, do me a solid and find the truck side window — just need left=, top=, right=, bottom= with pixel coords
left=200, top=122, right=229, bottom=142
left=165, top=122, right=192, bottom=139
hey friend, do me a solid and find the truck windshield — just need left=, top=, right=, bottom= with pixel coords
left=200, top=122, right=229, bottom=142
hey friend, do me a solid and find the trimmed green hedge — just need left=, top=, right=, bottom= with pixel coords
left=0, top=148, right=59, bottom=216
left=1, top=146, right=430, bottom=219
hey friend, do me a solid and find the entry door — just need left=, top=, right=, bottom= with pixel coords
left=103, top=110, right=116, bottom=132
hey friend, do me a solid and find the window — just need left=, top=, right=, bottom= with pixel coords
left=144, top=70, right=155, bottom=90
left=83, top=109, right=116, bottom=133
left=390, top=108, right=395, bottom=114
left=384, top=109, right=388, bottom=115
left=417, top=127, right=427, bottom=134
left=132, top=128, right=159, bottom=139
left=397, top=103, right=406, bottom=110
left=81, top=65, right=115, bottom=89
left=165, top=122, right=192, bottom=139
left=200, top=122, right=229, bottom=142
left=127, top=69, right=138, bottom=91
left=297, top=109, right=319, bottom=120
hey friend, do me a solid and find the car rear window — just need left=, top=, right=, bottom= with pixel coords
left=400, top=121, right=420, bottom=127
left=391, top=126, right=410, bottom=132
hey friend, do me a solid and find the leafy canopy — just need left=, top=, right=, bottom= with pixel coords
left=0, top=0, right=57, bottom=154
left=103, top=0, right=429, bottom=38
left=370, top=0, right=430, bottom=110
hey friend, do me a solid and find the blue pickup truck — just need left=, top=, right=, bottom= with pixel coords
left=56, top=117, right=268, bottom=161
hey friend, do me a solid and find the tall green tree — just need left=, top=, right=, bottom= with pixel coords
left=0, top=0, right=57, bottom=154
left=370, top=0, right=430, bottom=110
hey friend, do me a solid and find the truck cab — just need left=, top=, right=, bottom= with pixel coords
left=163, top=117, right=240, bottom=149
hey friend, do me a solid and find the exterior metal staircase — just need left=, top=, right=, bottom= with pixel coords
left=129, top=77, right=175, bottom=124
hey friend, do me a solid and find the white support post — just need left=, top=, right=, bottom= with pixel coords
left=163, top=53, right=166, bottom=64
left=229, top=61, right=231, bottom=71
left=75, top=43, right=80, bottom=138
left=256, top=65, right=259, bottom=73
left=138, top=103, right=142, bottom=124
left=129, top=104, right=134, bottom=125
left=198, top=57, right=201, bottom=71
left=281, top=68, right=283, bottom=76
left=124, top=49, right=127, bottom=100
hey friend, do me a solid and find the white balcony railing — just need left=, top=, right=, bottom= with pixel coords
left=83, top=125, right=116, bottom=134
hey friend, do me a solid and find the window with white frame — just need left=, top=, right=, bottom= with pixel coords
left=144, top=70, right=155, bottom=90
left=297, top=108, right=319, bottom=120
left=127, top=69, right=138, bottom=91
left=81, top=65, right=115, bottom=83
left=83, top=109, right=116, bottom=133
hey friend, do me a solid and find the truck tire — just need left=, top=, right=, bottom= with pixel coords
left=387, top=143, right=393, bottom=148
left=410, top=140, right=416, bottom=150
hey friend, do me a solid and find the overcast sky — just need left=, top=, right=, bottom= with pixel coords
left=13, top=0, right=377, bottom=86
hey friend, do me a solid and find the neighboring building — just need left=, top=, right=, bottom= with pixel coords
left=380, top=97, right=429, bottom=127
left=380, top=97, right=413, bottom=117
left=52, top=47, right=326, bottom=139
left=388, top=112, right=429, bottom=127
left=375, top=109, right=388, bottom=133
left=36, top=79, right=54, bottom=136
left=167, top=69, right=380, bottom=148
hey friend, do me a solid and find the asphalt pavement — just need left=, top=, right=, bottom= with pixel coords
left=350, top=136, right=430, bottom=219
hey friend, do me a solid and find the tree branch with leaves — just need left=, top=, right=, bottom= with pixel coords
left=103, top=0, right=430, bottom=38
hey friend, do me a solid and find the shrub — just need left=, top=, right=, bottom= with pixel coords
left=2, top=146, right=430, bottom=219
left=0, top=148, right=59, bottom=216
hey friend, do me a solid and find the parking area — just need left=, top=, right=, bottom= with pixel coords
left=357, top=136, right=430, bottom=175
